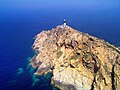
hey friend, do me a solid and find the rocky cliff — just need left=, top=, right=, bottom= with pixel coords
left=30, top=25, right=120, bottom=90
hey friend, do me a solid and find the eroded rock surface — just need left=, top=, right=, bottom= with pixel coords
left=30, top=25, right=120, bottom=90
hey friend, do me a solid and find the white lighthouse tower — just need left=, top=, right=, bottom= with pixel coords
left=63, top=19, right=67, bottom=27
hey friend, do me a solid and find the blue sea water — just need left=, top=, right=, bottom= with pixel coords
left=0, top=0, right=120, bottom=90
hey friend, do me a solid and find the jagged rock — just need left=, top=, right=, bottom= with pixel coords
left=30, top=25, right=120, bottom=90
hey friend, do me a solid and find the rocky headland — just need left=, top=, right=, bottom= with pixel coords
left=30, top=25, right=120, bottom=90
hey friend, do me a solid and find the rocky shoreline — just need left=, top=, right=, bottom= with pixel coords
left=30, top=25, right=120, bottom=90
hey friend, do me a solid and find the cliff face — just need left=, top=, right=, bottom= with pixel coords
left=31, top=25, right=120, bottom=90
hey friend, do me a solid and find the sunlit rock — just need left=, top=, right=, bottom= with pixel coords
left=30, top=25, right=120, bottom=90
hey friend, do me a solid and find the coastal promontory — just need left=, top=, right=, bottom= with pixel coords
left=30, top=25, right=120, bottom=90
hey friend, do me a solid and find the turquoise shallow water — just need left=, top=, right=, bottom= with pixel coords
left=0, top=0, right=120, bottom=90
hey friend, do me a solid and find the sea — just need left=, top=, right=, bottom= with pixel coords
left=0, top=0, right=120, bottom=90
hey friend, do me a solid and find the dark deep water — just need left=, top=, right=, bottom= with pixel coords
left=0, top=0, right=120, bottom=90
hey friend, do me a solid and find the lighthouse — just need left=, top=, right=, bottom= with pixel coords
left=63, top=19, right=67, bottom=27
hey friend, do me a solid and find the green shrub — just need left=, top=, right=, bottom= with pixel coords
left=70, top=54, right=80, bottom=60
left=57, top=51, right=63, bottom=58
